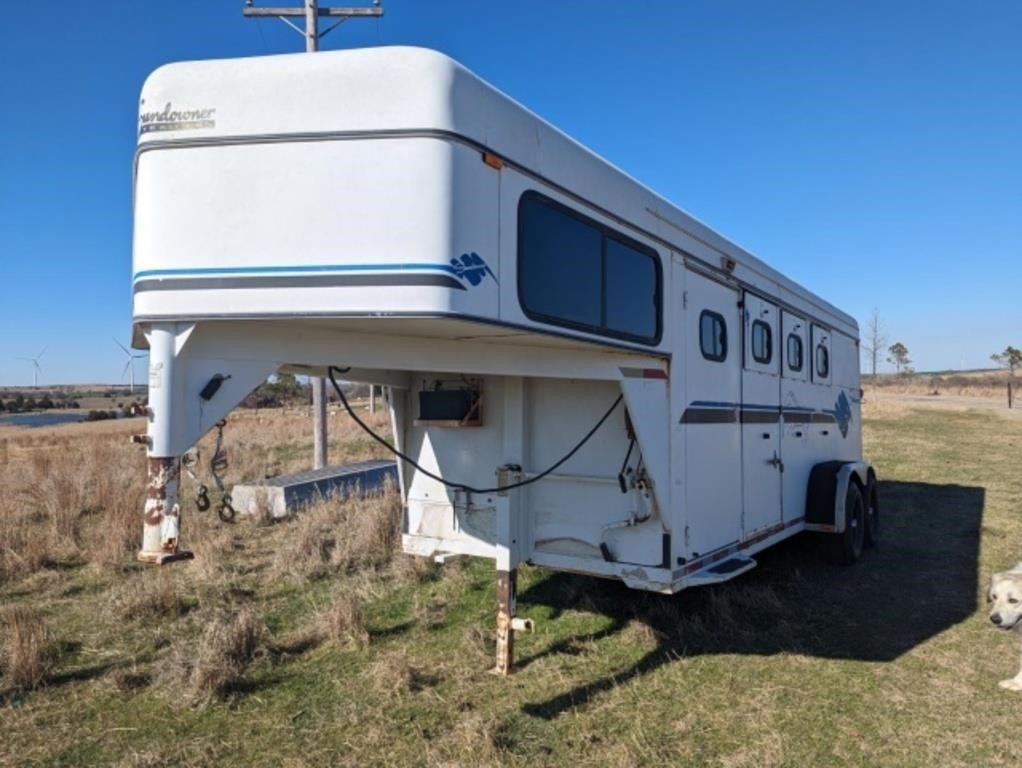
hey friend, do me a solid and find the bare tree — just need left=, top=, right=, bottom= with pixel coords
left=887, top=342, right=911, bottom=374
left=861, top=308, right=887, bottom=378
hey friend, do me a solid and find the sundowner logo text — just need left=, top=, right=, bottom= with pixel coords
left=139, top=101, right=216, bottom=135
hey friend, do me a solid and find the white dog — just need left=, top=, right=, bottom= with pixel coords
left=989, top=563, right=1022, bottom=691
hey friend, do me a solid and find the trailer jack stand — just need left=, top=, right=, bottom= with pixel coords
left=138, top=456, right=193, bottom=565
left=493, top=568, right=534, bottom=675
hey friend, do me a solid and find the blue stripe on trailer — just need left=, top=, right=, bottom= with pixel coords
left=133, top=262, right=462, bottom=281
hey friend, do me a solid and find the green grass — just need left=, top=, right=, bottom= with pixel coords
left=2, top=406, right=1022, bottom=767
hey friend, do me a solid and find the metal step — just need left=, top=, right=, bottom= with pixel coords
left=686, top=555, right=757, bottom=586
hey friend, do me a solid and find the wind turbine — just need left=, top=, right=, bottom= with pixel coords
left=16, top=348, right=45, bottom=387
left=114, top=339, right=147, bottom=394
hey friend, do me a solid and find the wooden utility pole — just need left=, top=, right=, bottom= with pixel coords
left=243, top=0, right=383, bottom=469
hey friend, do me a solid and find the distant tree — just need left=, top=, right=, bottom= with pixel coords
left=0, top=400, right=5, bottom=413
left=991, top=345, right=1022, bottom=408
left=887, top=342, right=911, bottom=374
left=245, top=373, right=307, bottom=408
left=861, top=308, right=888, bottom=378
left=38, top=395, right=54, bottom=410
left=991, top=346, right=1022, bottom=376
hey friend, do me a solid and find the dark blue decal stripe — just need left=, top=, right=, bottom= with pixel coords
left=681, top=406, right=738, bottom=424
left=681, top=403, right=840, bottom=425
left=741, top=409, right=779, bottom=424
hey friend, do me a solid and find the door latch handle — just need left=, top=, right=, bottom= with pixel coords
left=766, top=452, right=784, bottom=472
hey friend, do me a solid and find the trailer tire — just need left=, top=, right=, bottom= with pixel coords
left=826, top=483, right=865, bottom=566
left=864, top=472, right=880, bottom=548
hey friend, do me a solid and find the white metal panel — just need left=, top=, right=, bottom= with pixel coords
left=683, top=271, right=742, bottom=559
left=831, top=333, right=863, bottom=461
left=741, top=293, right=782, bottom=537
left=526, top=378, right=660, bottom=566
left=133, top=138, right=499, bottom=321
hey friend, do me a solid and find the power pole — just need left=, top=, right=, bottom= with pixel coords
left=243, top=1, right=383, bottom=54
left=243, top=0, right=383, bottom=469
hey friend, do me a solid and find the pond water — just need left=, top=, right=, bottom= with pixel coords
left=0, top=412, right=89, bottom=428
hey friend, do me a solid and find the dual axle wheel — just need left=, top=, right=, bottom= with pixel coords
left=826, top=472, right=879, bottom=566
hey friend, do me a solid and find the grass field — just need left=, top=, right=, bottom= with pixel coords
left=2, top=399, right=1021, bottom=767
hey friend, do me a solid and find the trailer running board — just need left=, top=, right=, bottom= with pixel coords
left=687, top=556, right=757, bottom=586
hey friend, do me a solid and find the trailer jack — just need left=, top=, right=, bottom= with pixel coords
left=138, top=456, right=193, bottom=565
left=493, top=568, right=535, bottom=675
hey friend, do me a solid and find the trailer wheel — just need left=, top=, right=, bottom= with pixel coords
left=864, top=472, right=880, bottom=548
left=826, top=483, right=864, bottom=566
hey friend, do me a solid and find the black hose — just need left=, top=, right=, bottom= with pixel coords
left=327, top=365, right=622, bottom=495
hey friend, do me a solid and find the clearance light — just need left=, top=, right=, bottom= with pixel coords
left=482, top=151, right=504, bottom=170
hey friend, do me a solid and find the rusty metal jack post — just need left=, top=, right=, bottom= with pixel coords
left=493, top=568, right=534, bottom=675
left=138, top=455, right=193, bottom=566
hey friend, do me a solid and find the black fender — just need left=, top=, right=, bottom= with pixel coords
left=804, top=461, right=871, bottom=534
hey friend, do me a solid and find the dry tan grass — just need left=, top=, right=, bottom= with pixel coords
left=271, top=486, right=401, bottom=580
left=111, top=571, right=185, bottom=621
left=321, top=591, right=370, bottom=648
left=188, top=513, right=239, bottom=583
left=391, top=551, right=440, bottom=584
left=158, top=606, right=268, bottom=704
left=0, top=404, right=392, bottom=586
left=369, top=648, right=441, bottom=696
left=461, top=624, right=492, bottom=663
left=1, top=607, right=54, bottom=691
left=0, top=433, right=144, bottom=581
left=865, top=369, right=1014, bottom=398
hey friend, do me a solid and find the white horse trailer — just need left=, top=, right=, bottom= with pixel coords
left=132, top=47, right=877, bottom=673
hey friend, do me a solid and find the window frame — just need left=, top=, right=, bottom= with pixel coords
left=517, top=190, right=663, bottom=346
left=699, top=309, right=728, bottom=362
left=751, top=319, right=773, bottom=365
left=816, top=343, right=830, bottom=379
left=786, top=332, right=804, bottom=372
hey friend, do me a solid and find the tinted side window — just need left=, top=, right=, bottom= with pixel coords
left=518, top=192, right=661, bottom=344
left=605, top=237, right=658, bottom=339
left=751, top=320, right=772, bottom=364
left=519, top=194, right=602, bottom=329
left=787, top=334, right=803, bottom=371
left=700, top=310, right=727, bottom=362
left=816, top=343, right=830, bottom=378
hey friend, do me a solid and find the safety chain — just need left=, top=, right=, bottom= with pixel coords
left=181, top=419, right=236, bottom=523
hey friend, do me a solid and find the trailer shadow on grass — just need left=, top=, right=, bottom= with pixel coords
left=518, top=480, right=983, bottom=720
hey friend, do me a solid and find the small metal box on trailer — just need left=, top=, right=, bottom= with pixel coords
left=131, top=46, right=877, bottom=673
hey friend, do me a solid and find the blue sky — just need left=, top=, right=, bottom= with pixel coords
left=0, top=1, right=1019, bottom=385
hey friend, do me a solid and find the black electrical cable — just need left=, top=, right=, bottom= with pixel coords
left=327, top=365, right=622, bottom=495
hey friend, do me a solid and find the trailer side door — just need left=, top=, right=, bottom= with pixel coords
left=741, top=292, right=783, bottom=536
left=682, top=270, right=742, bottom=560
left=780, top=311, right=811, bottom=525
